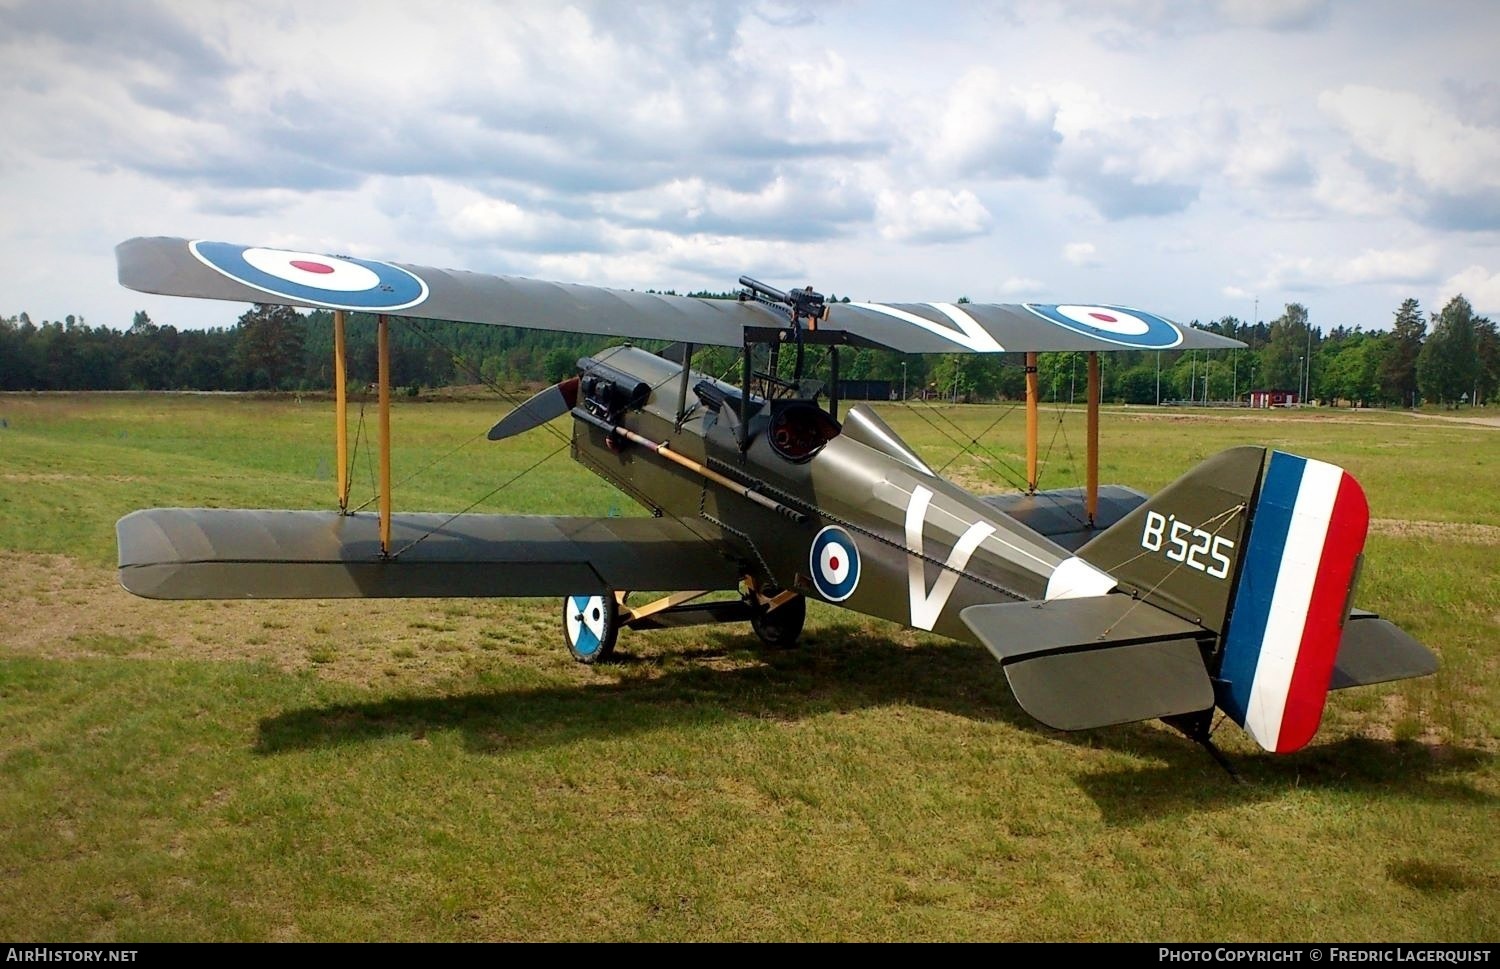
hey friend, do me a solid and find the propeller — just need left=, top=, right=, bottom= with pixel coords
left=487, top=377, right=580, bottom=442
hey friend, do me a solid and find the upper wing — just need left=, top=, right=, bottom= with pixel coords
left=117, top=236, right=1244, bottom=354
left=117, top=508, right=743, bottom=600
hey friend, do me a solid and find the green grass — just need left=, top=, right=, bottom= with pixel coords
left=0, top=392, right=1496, bottom=941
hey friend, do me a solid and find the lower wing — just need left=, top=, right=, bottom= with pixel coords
left=117, top=509, right=741, bottom=599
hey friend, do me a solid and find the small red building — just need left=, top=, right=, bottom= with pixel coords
left=1248, top=389, right=1300, bottom=408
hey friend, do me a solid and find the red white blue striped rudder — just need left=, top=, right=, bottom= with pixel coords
left=1218, top=451, right=1370, bottom=753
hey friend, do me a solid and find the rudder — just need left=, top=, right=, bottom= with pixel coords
left=1077, top=447, right=1371, bottom=753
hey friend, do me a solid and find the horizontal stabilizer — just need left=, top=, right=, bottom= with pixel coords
left=961, top=596, right=1213, bottom=730
left=117, top=509, right=740, bottom=600
left=1331, top=613, right=1439, bottom=690
left=982, top=485, right=1146, bottom=552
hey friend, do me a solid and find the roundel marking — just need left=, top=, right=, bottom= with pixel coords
left=809, top=525, right=861, bottom=602
left=1022, top=303, right=1183, bottom=349
left=566, top=594, right=608, bottom=657
left=189, top=240, right=430, bottom=311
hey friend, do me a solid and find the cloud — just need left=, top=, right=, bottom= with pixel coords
left=1438, top=266, right=1500, bottom=317
left=1055, top=106, right=1234, bottom=218
left=1052, top=0, right=1330, bottom=48
left=0, top=0, right=890, bottom=206
left=594, top=170, right=877, bottom=240
left=930, top=72, right=1061, bottom=179
left=875, top=188, right=992, bottom=243
left=1320, top=85, right=1500, bottom=230
left=1215, top=0, right=1330, bottom=31
left=1063, top=242, right=1101, bottom=267
left=1224, top=114, right=1313, bottom=188
left=996, top=276, right=1046, bottom=297
left=1256, top=245, right=1441, bottom=292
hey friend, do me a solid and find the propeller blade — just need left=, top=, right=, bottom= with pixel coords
left=487, top=377, right=580, bottom=441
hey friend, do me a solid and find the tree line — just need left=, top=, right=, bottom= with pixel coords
left=1, top=293, right=1494, bottom=408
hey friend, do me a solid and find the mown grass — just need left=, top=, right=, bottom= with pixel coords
left=0, top=392, right=1495, bottom=941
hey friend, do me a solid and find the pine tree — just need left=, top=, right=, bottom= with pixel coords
left=1378, top=298, right=1424, bottom=407
left=1416, top=295, right=1480, bottom=408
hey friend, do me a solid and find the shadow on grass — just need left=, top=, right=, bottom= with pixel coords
left=256, top=623, right=1495, bottom=818
left=1074, top=736, right=1496, bottom=824
left=258, top=629, right=1030, bottom=751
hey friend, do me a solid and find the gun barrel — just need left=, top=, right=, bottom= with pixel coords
left=739, top=275, right=787, bottom=304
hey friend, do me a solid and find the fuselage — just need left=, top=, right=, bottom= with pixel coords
left=570, top=345, right=1074, bottom=643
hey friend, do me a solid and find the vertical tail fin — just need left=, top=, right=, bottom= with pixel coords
left=1078, top=447, right=1370, bottom=753
left=1215, top=452, right=1369, bottom=753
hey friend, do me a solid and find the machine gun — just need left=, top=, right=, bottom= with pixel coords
left=738, top=275, right=829, bottom=331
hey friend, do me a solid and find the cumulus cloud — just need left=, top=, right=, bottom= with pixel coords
left=1320, top=85, right=1500, bottom=230
left=996, top=276, right=1046, bottom=296
left=1063, top=242, right=1101, bottom=267
left=0, top=1, right=888, bottom=211
left=930, top=71, right=1061, bottom=179
left=1256, top=245, right=1441, bottom=292
left=1055, top=104, right=1235, bottom=219
left=1050, top=0, right=1329, bottom=48
left=1438, top=266, right=1500, bottom=317
left=1, top=0, right=1497, bottom=332
left=596, top=170, right=877, bottom=240
left=875, top=188, right=992, bottom=243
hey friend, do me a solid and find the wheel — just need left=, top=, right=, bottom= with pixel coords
left=750, top=594, right=805, bottom=648
left=563, top=593, right=618, bottom=663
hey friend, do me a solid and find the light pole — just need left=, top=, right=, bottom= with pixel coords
left=901, top=361, right=907, bottom=401
left=1155, top=351, right=1161, bottom=406
left=1298, top=355, right=1305, bottom=405
left=1305, top=323, right=1313, bottom=402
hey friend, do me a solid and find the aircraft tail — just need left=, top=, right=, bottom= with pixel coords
left=1076, top=446, right=1376, bottom=752
left=964, top=446, right=1433, bottom=749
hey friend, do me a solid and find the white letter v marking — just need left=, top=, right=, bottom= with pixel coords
left=905, top=485, right=995, bottom=631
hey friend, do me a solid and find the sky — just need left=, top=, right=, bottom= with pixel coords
left=3, top=0, right=1499, bottom=333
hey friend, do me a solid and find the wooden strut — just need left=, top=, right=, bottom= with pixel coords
left=378, top=313, right=392, bottom=556
left=1086, top=351, right=1100, bottom=527
left=333, top=310, right=350, bottom=512
left=1025, top=351, right=1039, bottom=493
left=617, top=589, right=708, bottom=624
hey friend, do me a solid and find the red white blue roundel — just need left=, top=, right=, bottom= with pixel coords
left=1022, top=303, right=1183, bottom=349
left=189, top=240, right=429, bottom=312
left=809, top=525, right=860, bottom=602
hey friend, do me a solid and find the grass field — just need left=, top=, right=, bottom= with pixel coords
left=0, top=392, right=1495, bottom=941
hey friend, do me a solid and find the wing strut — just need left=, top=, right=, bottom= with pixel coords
left=334, top=309, right=351, bottom=512
left=378, top=313, right=393, bottom=555
left=1086, top=351, right=1100, bottom=526
left=1025, top=351, right=1039, bottom=493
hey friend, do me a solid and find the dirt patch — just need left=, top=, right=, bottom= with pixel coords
left=0, top=473, right=147, bottom=483
left=1102, top=409, right=1467, bottom=431
left=0, top=551, right=598, bottom=688
left=1406, top=411, right=1500, bottom=429
left=0, top=552, right=783, bottom=691
left=1369, top=519, right=1500, bottom=546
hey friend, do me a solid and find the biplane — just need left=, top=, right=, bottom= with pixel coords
left=114, top=237, right=1437, bottom=760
